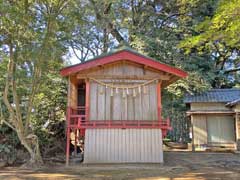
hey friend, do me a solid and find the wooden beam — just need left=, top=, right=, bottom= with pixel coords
left=186, top=110, right=235, bottom=115
left=74, top=129, right=77, bottom=155
left=236, top=112, right=239, bottom=141
left=67, top=76, right=71, bottom=107
left=96, top=79, right=154, bottom=84
left=65, top=106, right=71, bottom=166
left=65, top=127, right=70, bottom=166
left=69, top=75, right=78, bottom=108
left=157, top=81, right=162, bottom=121
left=143, top=65, right=148, bottom=75
left=76, top=74, right=170, bottom=80
left=162, top=76, right=180, bottom=88
left=190, top=115, right=195, bottom=152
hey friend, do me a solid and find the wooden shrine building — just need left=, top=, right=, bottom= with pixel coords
left=185, top=89, right=240, bottom=151
left=60, top=47, right=187, bottom=164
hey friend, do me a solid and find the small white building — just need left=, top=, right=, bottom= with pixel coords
left=185, top=89, right=240, bottom=151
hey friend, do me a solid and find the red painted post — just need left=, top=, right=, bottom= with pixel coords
left=74, top=128, right=77, bottom=155
left=85, top=79, right=90, bottom=121
left=66, top=107, right=71, bottom=166
left=83, top=79, right=90, bottom=137
left=157, top=81, right=162, bottom=121
left=66, top=127, right=70, bottom=166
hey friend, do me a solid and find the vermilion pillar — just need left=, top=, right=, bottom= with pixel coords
left=66, top=107, right=71, bottom=166
left=157, top=81, right=162, bottom=121
left=85, top=79, right=90, bottom=121
left=82, top=79, right=90, bottom=137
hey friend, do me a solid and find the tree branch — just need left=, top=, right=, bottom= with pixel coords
left=25, top=2, right=65, bottom=130
left=2, top=43, right=17, bottom=127
left=89, top=0, right=126, bottom=44
left=224, top=67, right=240, bottom=74
left=2, top=120, right=16, bottom=131
left=70, top=43, right=86, bottom=63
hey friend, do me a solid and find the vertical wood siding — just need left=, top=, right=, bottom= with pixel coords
left=193, top=115, right=207, bottom=146
left=80, top=61, right=159, bottom=121
left=89, top=81, right=158, bottom=121
left=78, top=61, right=161, bottom=77
left=69, top=76, right=78, bottom=107
left=207, top=115, right=235, bottom=143
left=84, top=129, right=163, bottom=163
left=191, top=102, right=230, bottom=111
left=193, top=115, right=235, bottom=147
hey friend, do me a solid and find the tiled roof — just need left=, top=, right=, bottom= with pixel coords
left=226, top=98, right=240, bottom=107
left=184, top=89, right=240, bottom=103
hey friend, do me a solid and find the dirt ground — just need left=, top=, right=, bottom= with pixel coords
left=1, top=152, right=240, bottom=180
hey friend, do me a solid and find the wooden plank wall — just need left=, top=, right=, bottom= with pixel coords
left=191, top=102, right=230, bottom=111
left=69, top=75, right=78, bottom=108
left=77, top=60, right=162, bottom=78
left=237, top=114, right=240, bottom=140
left=193, top=115, right=208, bottom=147
left=89, top=81, right=158, bottom=120
left=84, top=129, right=163, bottom=163
left=234, top=105, right=240, bottom=139
left=236, top=112, right=240, bottom=150
left=192, top=114, right=236, bottom=149
left=207, top=115, right=235, bottom=144
left=87, top=62, right=159, bottom=121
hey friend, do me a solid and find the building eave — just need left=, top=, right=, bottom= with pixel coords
left=186, top=110, right=235, bottom=116
left=60, top=49, right=188, bottom=80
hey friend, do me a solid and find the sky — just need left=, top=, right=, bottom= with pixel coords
left=64, top=48, right=88, bottom=65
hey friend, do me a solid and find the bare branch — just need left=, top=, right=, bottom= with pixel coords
left=224, top=67, right=240, bottom=74
left=2, top=120, right=16, bottom=131
left=89, top=0, right=126, bottom=44
left=2, top=44, right=17, bottom=126
left=71, top=43, right=86, bottom=63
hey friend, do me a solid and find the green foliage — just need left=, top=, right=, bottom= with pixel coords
left=0, top=124, right=19, bottom=145
left=180, top=0, right=240, bottom=49
left=0, top=124, right=19, bottom=163
left=0, top=144, right=11, bottom=154
left=179, top=0, right=240, bottom=88
left=0, top=0, right=71, bottom=162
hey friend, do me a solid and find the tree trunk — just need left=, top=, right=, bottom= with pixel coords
left=17, top=131, right=43, bottom=167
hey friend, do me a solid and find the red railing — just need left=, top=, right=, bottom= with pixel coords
left=69, top=119, right=171, bottom=129
left=67, top=106, right=171, bottom=131
left=69, top=106, right=87, bottom=116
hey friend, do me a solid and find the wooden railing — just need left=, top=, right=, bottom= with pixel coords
left=67, top=106, right=171, bottom=131
left=69, top=119, right=171, bottom=130
left=69, top=106, right=87, bottom=116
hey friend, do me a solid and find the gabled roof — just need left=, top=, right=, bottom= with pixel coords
left=184, top=89, right=240, bottom=103
left=60, top=47, right=188, bottom=78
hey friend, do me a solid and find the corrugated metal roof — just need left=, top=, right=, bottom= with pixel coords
left=184, top=89, right=240, bottom=103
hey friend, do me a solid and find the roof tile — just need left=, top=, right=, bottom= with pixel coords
left=184, top=89, right=240, bottom=103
